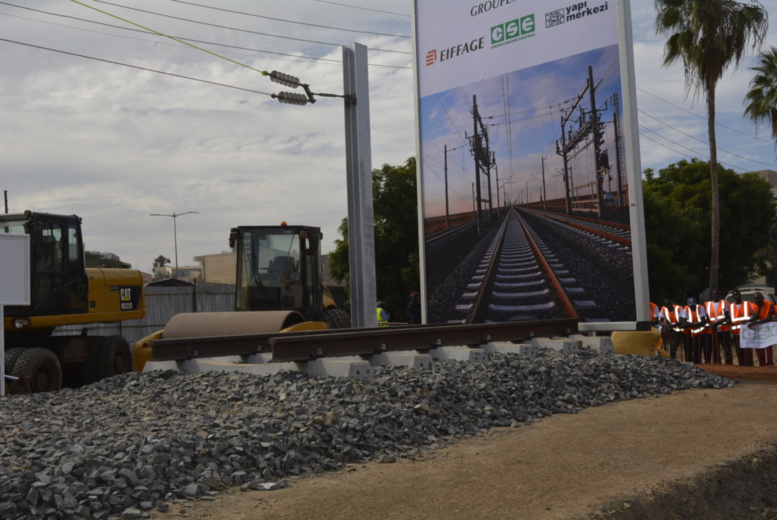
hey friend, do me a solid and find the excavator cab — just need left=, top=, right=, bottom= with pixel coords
left=1, top=212, right=88, bottom=318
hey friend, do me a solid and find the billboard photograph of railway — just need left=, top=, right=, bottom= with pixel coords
left=414, top=0, right=641, bottom=325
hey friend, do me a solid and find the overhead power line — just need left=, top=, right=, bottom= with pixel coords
left=71, top=0, right=270, bottom=77
left=637, top=86, right=772, bottom=144
left=0, top=38, right=273, bottom=97
left=639, top=109, right=776, bottom=169
left=0, top=3, right=411, bottom=69
left=314, top=0, right=410, bottom=17
left=91, top=0, right=411, bottom=54
left=168, top=0, right=411, bottom=38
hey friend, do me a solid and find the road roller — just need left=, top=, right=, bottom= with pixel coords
left=132, top=223, right=350, bottom=370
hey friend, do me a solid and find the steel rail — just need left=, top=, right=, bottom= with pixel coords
left=151, top=319, right=579, bottom=362
left=516, top=213, right=581, bottom=320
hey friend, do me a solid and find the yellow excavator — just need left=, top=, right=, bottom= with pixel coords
left=2, top=211, right=146, bottom=393
left=132, top=223, right=350, bottom=370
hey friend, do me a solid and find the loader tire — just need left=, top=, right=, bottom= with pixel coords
left=12, top=348, right=62, bottom=393
left=4, top=347, right=26, bottom=374
left=96, top=336, right=132, bottom=380
left=80, top=337, right=102, bottom=386
left=322, top=308, right=351, bottom=329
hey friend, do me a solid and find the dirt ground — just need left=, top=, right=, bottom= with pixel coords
left=150, top=374, right=777, bottom=520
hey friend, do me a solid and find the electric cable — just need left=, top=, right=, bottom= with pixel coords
left=0, top=38, right=273, bottom=97
left=168, top=0, right=411, bottom=38
left=90, top=0, right=411, bottom=54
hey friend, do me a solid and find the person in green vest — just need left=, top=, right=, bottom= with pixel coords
left=377, top=301, right=390, bottom=327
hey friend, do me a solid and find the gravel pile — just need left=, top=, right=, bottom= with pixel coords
left=0, top=349, right=733, bottom=519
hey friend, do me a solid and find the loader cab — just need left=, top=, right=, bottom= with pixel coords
left=0, top=211, right=88, bottom=317
left=231, top=224, right=324, bottom=321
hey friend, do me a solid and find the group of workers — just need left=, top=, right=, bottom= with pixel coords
left=652, top=289, right=775, bottom=366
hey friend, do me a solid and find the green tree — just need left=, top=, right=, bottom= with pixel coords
left=644, top=159, right=776, bottom=300
left=153, top=255, right=170, bottom=268
left=85, top=251, right=129, bottom=268
left=329, top=157, right=420, bottom=321
left=655, top=0, right=768, bottom=292
left=744, top=46, right=777, bottom=142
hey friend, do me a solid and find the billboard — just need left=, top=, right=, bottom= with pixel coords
left=412, top=0, right=648, bottom=326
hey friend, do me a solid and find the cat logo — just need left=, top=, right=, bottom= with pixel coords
left=120, top=287, right=134, bottom=310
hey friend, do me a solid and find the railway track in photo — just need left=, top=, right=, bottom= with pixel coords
left=437, top=207, right=636, bottom=324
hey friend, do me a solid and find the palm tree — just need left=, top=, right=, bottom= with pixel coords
left=744, top=46, right=777, bottom=142
left=655, top=0, right=768, bottom=293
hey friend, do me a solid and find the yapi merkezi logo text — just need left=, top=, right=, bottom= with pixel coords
left=425, top=13, right=535, bottom=66
left=545, top=1, right=609, bottom=29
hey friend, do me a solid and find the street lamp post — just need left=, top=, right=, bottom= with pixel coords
left=150, top=211, right=198, bottom=277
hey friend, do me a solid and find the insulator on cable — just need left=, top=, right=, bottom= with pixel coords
left=269, top=71, right=300, bottom=88
left=274, top=92, right=308, bottom=105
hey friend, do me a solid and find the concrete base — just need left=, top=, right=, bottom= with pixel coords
left=368, top=351, right=434, bottom=370
left=570, top=334, right=615, bottom=354
left=143, top=358, right=298, bottom=376
left=481, top=341, right=529, bottom=355
left=429, top=346, right=486, bottom=363
left=531, top=337, right=579, bottom=353
left=300, top=357, right=374, bottom=379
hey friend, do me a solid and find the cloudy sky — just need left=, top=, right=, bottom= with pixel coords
left=1, top=0, right=776, bottom=273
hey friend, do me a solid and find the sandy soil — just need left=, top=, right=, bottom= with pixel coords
left=150, top=378, right=777, bottom=520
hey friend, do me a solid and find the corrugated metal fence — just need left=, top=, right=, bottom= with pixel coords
left=54, top=284, right=236, bottom=345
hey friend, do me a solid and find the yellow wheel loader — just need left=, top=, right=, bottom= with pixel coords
left=132, top=224, right=350, bottom=370
left=2, top=211, right=145, bottom=393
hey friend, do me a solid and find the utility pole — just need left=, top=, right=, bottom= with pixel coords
left=541, top=156, right=547, bottom=211
left=444, top=145, right=450, bottom=230
left=343, top=43, right=377, bottom=328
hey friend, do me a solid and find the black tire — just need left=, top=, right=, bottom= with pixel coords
left=4, top=347, right=26, bottom=374
left=12, top=348, right=62, bottom=393
left=322, top=307, right=351, bottom=329
left=96, top=336, right=132, bottom=380
left=80, top=337, right=103, bottom=386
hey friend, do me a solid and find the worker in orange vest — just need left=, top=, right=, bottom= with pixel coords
left=658, top=299, right=683, bottom=360
left=705, top=290, right=730, bottom=364
left=679, top=297, right=709, bottom=364
left=747, top=291, right=775, bottom=366
left=729, top=289, right=755, bottom=366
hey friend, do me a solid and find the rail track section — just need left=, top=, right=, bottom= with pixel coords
left=145, top=318, right=588, bottom=379
left=450, top=209, right=578, bottom=324
left=522, top=208, right=632, bottom=248
left=450, top=207, right=634, bottom=324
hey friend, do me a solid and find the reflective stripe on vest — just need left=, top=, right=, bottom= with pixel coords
left=661, top=306, right=683, bottom=332
left=730, top=303, right=752, bottom=331
left=684, top=306, right=706, bottom=335
left=706, top=300, right=730, bottom=331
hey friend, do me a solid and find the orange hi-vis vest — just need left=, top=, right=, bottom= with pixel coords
left=683, top=305, right=707, bottom=336
left=705, top=300, right=730, bottom=333
left=660, top=305, right=683, bottom=332
left=755, top=300, right=774, bottom=321
left=730, top=301, right=756, bottom=335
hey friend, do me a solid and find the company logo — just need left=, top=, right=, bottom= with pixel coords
left=425, top=37, right=485, bottom=66
left=490, top=14, right=535, bottom=48
left=119, top=287, right=136, bottom=310
left=546, top=1, right=609, bottom=29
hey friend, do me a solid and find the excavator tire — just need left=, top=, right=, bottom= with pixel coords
left=96, top=336, right=132, bottom=380
left=80, top=336, right=102, bottom=386
left=322, top=308, right=351, bottom=329
left=4, top=347, right=26, bottom=374
left=12, top=348, right=62, bottom=393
